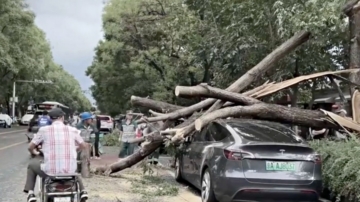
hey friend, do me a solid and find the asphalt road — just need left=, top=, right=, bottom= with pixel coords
left=0, top=126, right=30, bottom=202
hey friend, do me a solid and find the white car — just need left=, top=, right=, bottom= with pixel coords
left=97, top=115, right=113, bottom=133
left=0, top=114, right=12, bottom=128
left=21, top=114, right=34, bottom=125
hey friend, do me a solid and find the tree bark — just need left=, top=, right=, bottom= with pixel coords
left=194, top=104, right=338, bottom=131
left=175, top=84, right=338, bottom=130
left=345, top=1, right=360, bottom=95
left=80, top=144, right=91, bottom=178
left=130, top=96, right=184, bottom=113
left=144, top=31, right=311, bottom=124
left=176, top=83, right=262, bottom=105
left=95, top=120, right=172, bottom=174
left=177, top=81, right=273, bottom=107
left=149, top=109, right=165, bottom=116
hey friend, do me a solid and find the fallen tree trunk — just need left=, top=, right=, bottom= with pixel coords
left=142, top=31, right=311, bottom=124
left=95, top=120, right=172, bottom=174
left=176, top=83, right=262, bottom=105
left=80, top=144, right=91, bottom=178
left=177, top=81, right=273, bottom=107
left=130, top=96, right=184, bottom=113
left=195, top=104, right=337, bottom=131
left=100, top=31, right=312, bottom=174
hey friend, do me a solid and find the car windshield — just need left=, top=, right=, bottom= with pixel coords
left=229, top=121, right=303, bottom=144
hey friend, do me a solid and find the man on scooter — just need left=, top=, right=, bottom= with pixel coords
left=24, top=108, right=89, bottom=202
left=37, top=110, right=52, bottom=127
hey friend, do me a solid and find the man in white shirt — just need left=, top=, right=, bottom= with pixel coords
left=24, top=108, right=89, bottom=202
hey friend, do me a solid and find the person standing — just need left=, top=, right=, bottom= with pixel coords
left=118, top=110, right=137, bottom=158
left=77, top=112, right=100, bottom=159
left=92, top=112, right=101, bottom=158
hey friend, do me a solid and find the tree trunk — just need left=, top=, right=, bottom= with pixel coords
left=345, top=1, right=360, bottom=95
left=176, top=83, right=262, bottom=105
left=80, top=144, right=91, bottom=178
left=174, top=83, right=338, bottom=130
left=194, top=104, right=338, bottom=131
left=95, top=121, right=173, bottom=174
left=183, top=84, right=360, bottom=133
left=130, top=96, right=184, bottom=113
left=143, top=31, right=311, bottom=124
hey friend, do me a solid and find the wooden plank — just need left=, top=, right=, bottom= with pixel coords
left=352, top=90, right=360, bottom=123
left=254, top=69, right=358, bottom=98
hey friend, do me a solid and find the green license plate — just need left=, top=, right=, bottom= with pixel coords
left=265, top=161, right=296, bottom=171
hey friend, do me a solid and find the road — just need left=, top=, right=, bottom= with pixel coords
left=0, top=126, right=29, bottom=202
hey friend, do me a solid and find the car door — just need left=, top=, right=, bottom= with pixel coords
left=180, top=131, right=197, bottom=180
left=189, top=125, right=214, bottom=188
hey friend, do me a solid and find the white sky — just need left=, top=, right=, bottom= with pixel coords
left=26, top=0, right=105, bottom=103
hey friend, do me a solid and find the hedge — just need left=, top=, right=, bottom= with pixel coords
left=310, top=138, right=360, bottom=201
left=103, top=129, right=121, bottom=146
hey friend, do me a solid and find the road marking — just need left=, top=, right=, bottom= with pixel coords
left=0, top=141, right=27, bottom=151
left=0, top=129, right=26, bottom=135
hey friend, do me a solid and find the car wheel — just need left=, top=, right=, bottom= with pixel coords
left=201, top=169, right=218, bottom=202
left=174, top=157, right=183, bottom=182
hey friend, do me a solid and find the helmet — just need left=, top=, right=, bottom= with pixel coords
left=80, top=112, right=92, bottom=121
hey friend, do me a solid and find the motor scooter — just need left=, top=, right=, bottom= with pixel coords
left=28, top=126, right=83, bottom=201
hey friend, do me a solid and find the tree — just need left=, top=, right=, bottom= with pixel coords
left=0, top=0, right=91, bottom=114
left=89, top=0, right=350, bottom=115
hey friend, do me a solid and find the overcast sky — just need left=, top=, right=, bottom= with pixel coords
left=26, top=0, right=104, bottom=103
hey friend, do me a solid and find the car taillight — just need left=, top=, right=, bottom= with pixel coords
left=310, top=154, right=321, bottom=164
left=224, top=149, right=254, bottom=160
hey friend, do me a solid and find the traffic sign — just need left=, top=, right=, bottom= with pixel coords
left=34, top=79, right=53, bottom=84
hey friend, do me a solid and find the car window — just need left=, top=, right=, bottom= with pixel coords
left=193, top=131, right=202, bottom=142
left=208, top=123, right=230, bottom=141
left=98, top=116, right=110, bottom=121
left=193, top=126, right=209, bottom=142
left=229, top=122, right=303, bottom=143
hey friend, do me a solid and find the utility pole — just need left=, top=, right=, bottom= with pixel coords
left=11, top=79, right=53, bottom=118
left=11, top=81, right=16, bottom=118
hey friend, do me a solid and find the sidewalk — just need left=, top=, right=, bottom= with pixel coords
left=83, top=146, right=201, bottom=202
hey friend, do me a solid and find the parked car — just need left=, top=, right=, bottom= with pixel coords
left=20, top=113, right=34, bottom=125
left=175, top=119, right=322, bottom=202
left=97, top=115, right=114, bottom=133
left=0, top=114, right=13, bottom=128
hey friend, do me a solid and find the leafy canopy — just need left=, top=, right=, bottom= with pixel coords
left=0, top=0, right=92, bottom=113
left=88, top=0, right=349, bottom=114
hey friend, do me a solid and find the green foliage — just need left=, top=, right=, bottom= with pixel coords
left=88, top=0, right=349, bottom=114
left=0, top=0, right=91, bottom=113
left=102, top=129, right=120, bottom=146
left=310, top=138, right=360, bottom=200
left=131, top=172, right=179, bottom=201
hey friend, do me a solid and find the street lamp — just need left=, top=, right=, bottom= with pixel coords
left=12, top=79, right=53, bottom=118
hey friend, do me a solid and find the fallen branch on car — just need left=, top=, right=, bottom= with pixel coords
left=95, top=31, right=335, bottom=174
